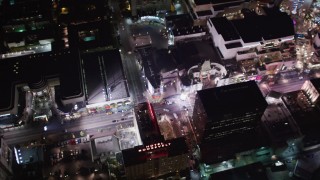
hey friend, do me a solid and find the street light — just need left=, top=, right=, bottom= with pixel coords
left=180, top=93, right=187, bottom=101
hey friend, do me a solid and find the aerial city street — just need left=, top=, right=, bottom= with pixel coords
left=0, top=0, right=320, bottom=179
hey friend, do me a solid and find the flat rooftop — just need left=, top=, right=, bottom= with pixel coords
left=196, top=10, right=213, bottom=16
left=225, top=42, right=242, bottom=49
left=82, top=53, right=105, bottom=104
left=165, top=14, right=193, bottom=29
left=134, top=102, right=163, bottom=145
left=154, top=49, right=177, bottom=73
left=1, top=0, right=52, bottom=21
left=172, top=25, right=205, bottom=37
left=210, top=11, right=294, bottom=43
left=194, top=0, right=211, bottom=5
left=214, top=1, right=249, bottom=11
left=0, top=50, right=83, bottom=112
left=136, top=46, right=161, bottom=89
left=259, top=13, right=294, bottom=40
left=122, top=137, right=188, bottom=167
left=68, top=20, right=114, bottom=50
left=172, top=40, right=218, bottom=71
left=194, top=0, right=248, bottom=5
left=210, top=17, right=240, bottom=41
left=82, top=49, right=128, bottom=104
left=210, top=162, right=269, bottom=180
left=15, top=145, right=44, bottom=165
left=101, top=49, right=129, bottom=100
left=310, top=78, right=320, bottom=93
left=282, top=90, right=320, bottom=139
left=197, top=80, right=268, bottom=120
left=200, top=128, right=268, bottom=164
left=232, top=17, right=262, bottom=43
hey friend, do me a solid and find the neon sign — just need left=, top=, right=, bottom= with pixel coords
left=147, top=102, right=155, bottom=120
left=138, top=142, right=171, bottom=152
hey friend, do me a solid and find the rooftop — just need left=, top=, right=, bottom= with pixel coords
left=210, top=11, right=294, bottom=43
left=200, top=129, right=267, bottom=164
left=213, top=1, right=248, bottom=11
left=82, top=53, right=106, bottom=104
left=210, top=17, right=240, bottom=41
left=14, top=145, right=44, bottom=165
left=1, top=0, right=52, bottom=22
left=310, top=78, right=320, bottom=93
left=193, top=0, right=211, bottom=5
left=197, top=81, right=268, bottom=120
left=165, top=14, right=193, bottom=29
left=282, top=90, right=320, bottom=139
left=258, top=13, right=294, bottom=40
left=172, top=40, right=217, bottom=71
left=55, top=51, right=84, bottom=101
left=172, top=25, right=205, bottom=37
left=137, top=46, right=161, bottom=89
left=225, top=42, right=242, bottom=49
left=0, top=50, right=83, bottom=112
left=194, top=0, right=248, bottom=6
left=210, top=162, right=269, bottom=180
left=122, top=137, right=188, bottom=167
left=68, top=20, right=114, bottom=50
left=134, top=102, right=163, bottom=145
left=196, top=10, right=213, bottom=17
left=154, top=49, right=177, bottom=73
left=82, top=49, right=128, bottom=104
left=58, top=0, right=106, bottom=23
left=231, top=17, right=262, bottom=43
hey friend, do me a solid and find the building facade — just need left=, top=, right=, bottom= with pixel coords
left=122, top=137, right=189, bottom=179
left=131, top=0, right=172, bottom=16
left=0, top=138, right=12, bottom=180
left=192, top=81, right=268, bottom=163
left=207, top=11, right=294, bottom=60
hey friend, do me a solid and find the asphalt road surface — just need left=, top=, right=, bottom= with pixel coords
left=3, top=111, right=134, bottom=146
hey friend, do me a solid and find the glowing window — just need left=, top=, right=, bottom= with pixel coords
left=61, top=7, right=69, bottom=15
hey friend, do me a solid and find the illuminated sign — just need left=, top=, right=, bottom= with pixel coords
left=83, top=36, right=96, bottom=42
left=14, top=147, right=22, bottom=164
left=147, top=102, right=155, bottom=120
left=138, top=142, right=171, bottom=152
left=0, top=114, right=11, bottom=118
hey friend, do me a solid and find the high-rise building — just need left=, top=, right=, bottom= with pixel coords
left=130, top=0, right=172, bottom=16
left=282, top=78, right=320, bottom=147
left=122, top=102, right=190, bottom=179
left=207, top=10, right=294, bottom=60
left=57, top=0, right=107, bottom=24
left=210, top=162, right=268, bottom=180
left=0, top=138, right=12, bottom=180
left=187, top=0, right=251, bottom=18
left=192, top=81, right=268, bottom=163
left=134, top=102, right=164, bottom=144
left=122, top=137, right=189, bottom=180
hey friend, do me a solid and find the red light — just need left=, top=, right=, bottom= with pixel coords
left=147, top=102, right=155, bottom=120
left=138, top=141, right=172, bottom=152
